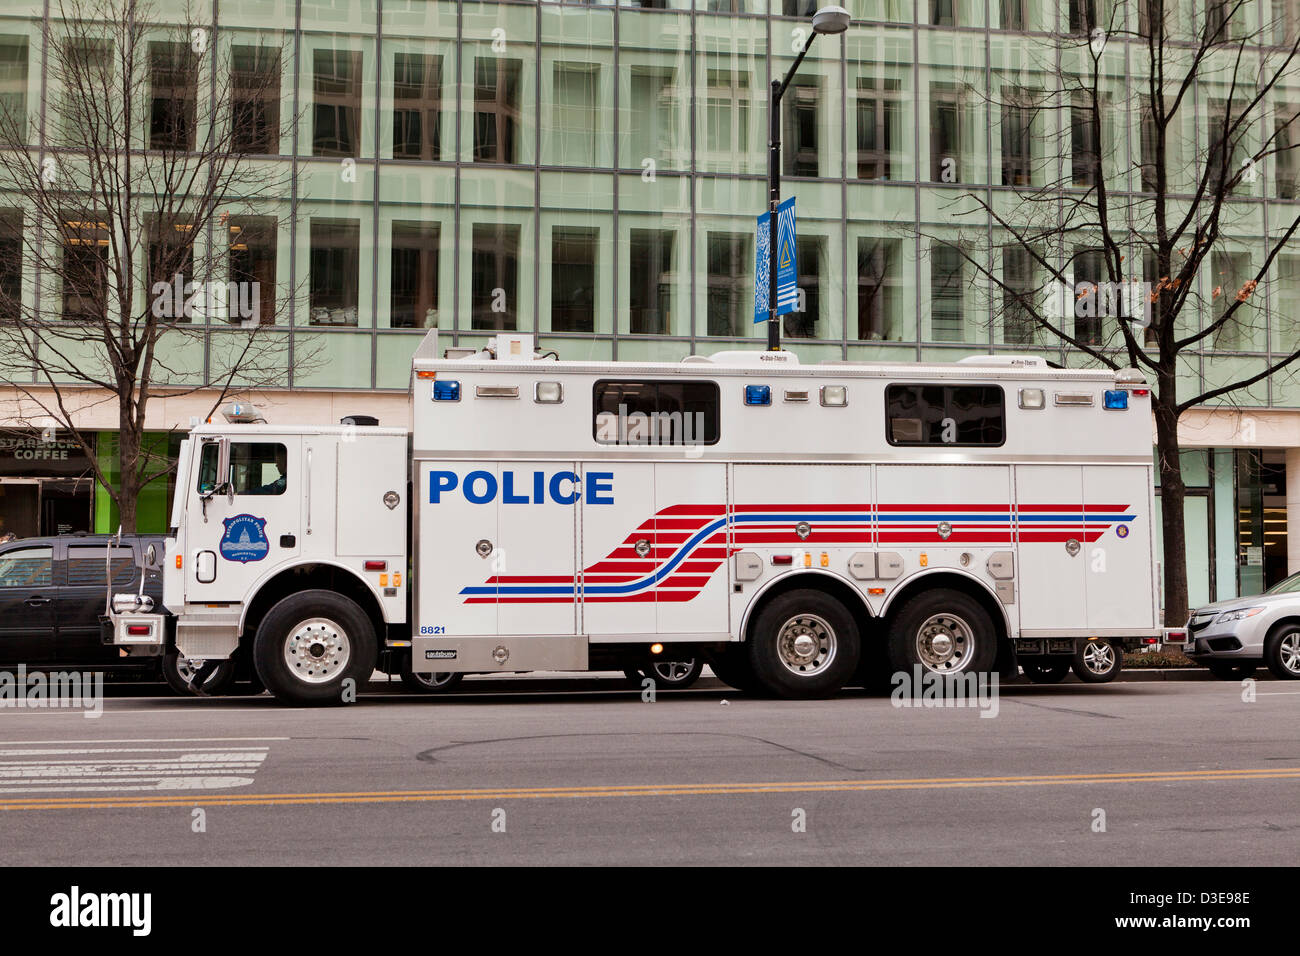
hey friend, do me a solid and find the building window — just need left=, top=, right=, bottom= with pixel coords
left=1072, top=246, right=1106, bottom=347
left=855, top=77, right=901, bottom=180
left=782, top=80, right=819, bottom=177
left=886, top=384, right=1006, bottom=447
left=628, top=229, right=674, bottom=335
left=390, top=222, right=439, bottom=329
left=147, top=217, right=195, bottom=323
left=708, top=0, right=745, bottom=10
left=930, top=243, right=964, bottom=341
left=1071, top=92, right=1098, bottom=188
left=1002, top=245, right=1035, bottom=345
left=704, top=69, right=750, bottom=165
left=628, top=66, right=680, bottom=166
left=309, top=218, right=360, bottom=326
left=1001, top=0, right=1026, bottom=29
left=706, top=232, right=751, bottom=337
left=1207, top=101, right=1248, bottom=195
left=313, top=49, right=362, bottom=157
left=0, top=36, right=29, bottom=142
left=593, top=380, right=720, bottom=446
left=1276, top=255, right=1300, bottom=350
left=550, top=226, right=597, bottom=333
left=1210, top=250, right=1251, bottom=350
left=393, top=53, right=441, bottom=161
left=1069, top=0, right=1100, bottom=33
left=1271, top=0, right=1300, bottom=45
left=471, top=223, right=519, bottom=331
left=232, top=46, right=280, bottom=155
left=549, top=62, right=598, bottom=167
left=228, top=216, right=276, bottom=325
left=785, top=235, right=824, bottom=339
left=1139, top=95, right=1159, bottom=193
left=1000, top=89, right=1034, bottom=187
left=930, top=83, right=966, bottom=183
left=857, top=238, right=902, bottom=341
left=1275, top=104, right=1298, bottom=199
left=782, top=0, right=817, bottom=14
left=0, top=210, right=20, bottom=319
left=931, top=0, right=958, bottom=26
left=1204, top=0, right=1234, bottom=39
left=61, top=219, right=109, bottom=322
left=474, top=57, right=521, bottom=164
left=149, top=42, right=196, bottom=151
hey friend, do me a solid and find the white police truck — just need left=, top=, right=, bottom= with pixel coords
left=105, top=331, right=1161, bottom=705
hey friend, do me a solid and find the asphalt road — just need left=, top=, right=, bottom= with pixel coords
left=0, top=678, right=1296, bottom=866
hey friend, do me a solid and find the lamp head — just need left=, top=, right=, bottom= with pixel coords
left=811, top=5, right=851, bottom=34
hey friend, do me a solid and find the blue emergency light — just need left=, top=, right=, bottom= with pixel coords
left=433, top=380, right=461, bottom=401
left=744, top=385, right=772, bottom=406
left=1103, top=389, right=1128, bottom=410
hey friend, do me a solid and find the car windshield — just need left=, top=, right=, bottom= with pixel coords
left=1264, top=573, right=1300, bottom=595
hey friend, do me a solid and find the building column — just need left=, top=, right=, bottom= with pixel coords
left=1287, top=447, right=1300, bottom=576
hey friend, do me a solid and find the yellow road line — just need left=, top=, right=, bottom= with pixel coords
left=1, top=767, right=1297, bottom=811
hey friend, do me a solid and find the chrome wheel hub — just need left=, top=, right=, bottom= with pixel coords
left=652, top=660, right=695, bottom=683
left=916, top=613, right=973, bottom=673
left=1280, top=634, right=1300, bottom=674
left=1082, top=641, right=1115, bottom=674
left=285, top=618, right=350, bottom=684
left=775, top=614, right=837, bottom=676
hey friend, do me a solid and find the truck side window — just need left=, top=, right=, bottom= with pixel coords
left=196, top=442, right=219, bottom=493
left=233, top=442, right=288, bottom=496
left=593, top=380, right=720, bottom=446
left=885, top=384, right=1005, bottom=447
left=0, top=546, right=53, bottom=588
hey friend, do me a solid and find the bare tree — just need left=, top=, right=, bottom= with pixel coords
left=921, top=0, right=1300, bottom=624
left=0, top=0, right=301, bottom=531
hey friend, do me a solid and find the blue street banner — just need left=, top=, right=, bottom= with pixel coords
left=754, top=197, right=798, bottom=323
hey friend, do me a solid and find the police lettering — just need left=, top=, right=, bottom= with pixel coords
left=429, top=470, right=614, bottom=505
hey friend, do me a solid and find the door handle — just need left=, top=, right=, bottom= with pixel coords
left=25, top=596, right=52, bottom=607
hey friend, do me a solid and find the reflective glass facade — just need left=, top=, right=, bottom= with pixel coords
left=1, top=0, right=1298, bottom=398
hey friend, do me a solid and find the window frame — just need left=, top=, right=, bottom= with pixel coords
left=884, top=382, right=1007, bottom=448
left=592, top=379, right=722, bottom=447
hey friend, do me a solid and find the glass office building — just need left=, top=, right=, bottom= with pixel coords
left=1, top=0, right=1299, bottom=604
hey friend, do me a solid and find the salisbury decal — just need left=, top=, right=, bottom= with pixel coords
left=220, top=513, right=270, bottom=562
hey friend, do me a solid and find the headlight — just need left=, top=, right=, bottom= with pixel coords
left=1214, top=606, right=1264, bottom=624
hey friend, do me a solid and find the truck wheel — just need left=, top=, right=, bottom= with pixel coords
left=398, top=656, right=464, bottom=693
left=747, top=590, right=860, bottom=699
left=707, top=646, right=763, bottom=694
left=887, top=589, right=997, bottom=677
left=1206, top=661, right=1257, bottom=680
left=1072, top=638, right=1122, bottom=683
left=642, top=658, right=704, bottom=690
left=1022, top=659, right=1071, bottom=684
left=253, top=590, right=377, bottom=705
left=161, top=650, right=237, bottom=696
left=1264, top=624, right=1300, bottom=680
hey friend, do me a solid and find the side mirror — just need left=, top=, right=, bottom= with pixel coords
left=145, top=543, right=158, bottom=567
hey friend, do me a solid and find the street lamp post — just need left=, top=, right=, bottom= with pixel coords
left=767, top=5, right=851, bottom=351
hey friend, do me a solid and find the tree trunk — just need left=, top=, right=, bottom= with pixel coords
left=1154, top=388, right=1188, bottom=626
left=117, top=415, right=140, bottom=533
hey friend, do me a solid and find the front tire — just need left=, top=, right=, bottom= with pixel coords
left=161, top=649, right=237, bottom=696
left=1264, top=624, right=1300, bottom=680
left=747, top=590, right=860, bottom=699
left=1022, top=659, right=1071, bottom=684
left=1072, top=638, right=1122, bottom=683
left=253, top=590, right=377, bottom=705
left=887, top=589, right=997, bottom=677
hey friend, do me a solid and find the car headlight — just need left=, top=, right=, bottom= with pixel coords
left=1214, top=606, right=1264, bottom=624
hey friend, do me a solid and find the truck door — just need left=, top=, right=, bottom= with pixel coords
left=1015, top=464, right=1087, bottom=630
left=495, top=462, right=579, bottom=636
left=654, top=462, right=729, bottom=636
left=580, top=462, right=656, bottom=637
left=187, top=436, right=302, bottom=603
left=417, top=462, right=499, bottom=636
left=1084, top=464, right=1156, bottom=629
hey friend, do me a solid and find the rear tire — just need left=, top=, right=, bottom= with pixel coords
left=1264, top=624, right=1300, bottom=680
left=1072, top=638, right=1122, bottom=683
left=1206, top=660, right=1258, bottom=680
left=747, top=589, right=860, bottom=699
left=161, top=649, right=237, bottom=696
left=887, top=589, right=997, bottom=677
left=398, top=656, right=464, bottom=693
left=1022, top=659, right=1071, bottom=684
left=253, top=590, right=377, bottom=705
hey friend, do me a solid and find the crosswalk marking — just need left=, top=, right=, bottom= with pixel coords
left=0, top=743, right=269, bottom=794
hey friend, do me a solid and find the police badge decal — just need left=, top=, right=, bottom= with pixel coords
left=219, top=514, right=270, bottom=562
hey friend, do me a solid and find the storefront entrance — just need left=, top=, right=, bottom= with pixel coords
left=0, top=433, right=96, bottom=541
